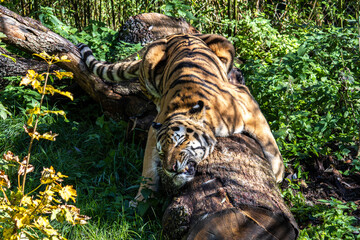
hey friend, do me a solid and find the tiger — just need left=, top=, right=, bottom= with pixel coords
left=77, top=33, right=285, bottom=202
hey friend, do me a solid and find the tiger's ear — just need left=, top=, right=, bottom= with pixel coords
left=189, top=100, right=206, bottom=121
left=197, top=34, right=235, bottom=74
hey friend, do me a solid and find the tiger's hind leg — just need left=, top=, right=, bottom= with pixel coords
left=245, top=120, right=285, bottom=183
left=234, top=86, right=285, bottom=183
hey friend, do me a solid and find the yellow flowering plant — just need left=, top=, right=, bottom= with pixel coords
left=0, top=53, right=89, bottom=240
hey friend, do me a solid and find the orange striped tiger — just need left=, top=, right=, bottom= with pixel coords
left=77, top=33, right=284, bottom=202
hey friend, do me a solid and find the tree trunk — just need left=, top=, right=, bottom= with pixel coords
left=0, top=5, right=156, bottom=131
left=118, top=13, right=199, bottom=45
left=0, top=47, right=59, bottom=87
left=162, top=134, right=299, bottom=240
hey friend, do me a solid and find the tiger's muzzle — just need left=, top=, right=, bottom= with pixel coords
left=162, top=158, right=197, bottom=188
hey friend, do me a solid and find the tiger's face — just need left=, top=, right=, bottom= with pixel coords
left=153, top=117, right=216, bottom=188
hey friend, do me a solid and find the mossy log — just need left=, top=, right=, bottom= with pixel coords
left=162, top=134, right=299, bottom=240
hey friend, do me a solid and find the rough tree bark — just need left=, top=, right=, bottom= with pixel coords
left=162, top=134, right=299, bottom=239
left=0, top=47, right=59, bottom=88
left=118, top=13, right=199, bottom=45
left=0, top=5, right=156, bottom=131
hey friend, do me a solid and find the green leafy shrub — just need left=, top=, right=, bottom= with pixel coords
left=160, top=0, right=196, bottom=22
left=229, top=14, right=300, bottom=62
left=244, top=25, right=360, bottom=165
left=296, top=198, right=358, bottom=240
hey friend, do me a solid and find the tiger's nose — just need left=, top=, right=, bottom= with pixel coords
left=172, top=161, right=181, bottom=172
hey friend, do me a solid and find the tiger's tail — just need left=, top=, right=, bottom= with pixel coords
left=77, top=43, right=141, bottom=82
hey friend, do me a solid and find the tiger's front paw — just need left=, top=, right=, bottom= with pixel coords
left=129, top=191, right=146, bottom=208
left=129, top=199, right=139, bottom=208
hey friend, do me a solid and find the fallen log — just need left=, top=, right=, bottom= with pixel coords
left=162, top=133, right=299, bottom=240
left=118, top=13, right=199, bottom=45
left=0, top=5, right=156, bottom=131
left=0, top=46, right=60, bottom=89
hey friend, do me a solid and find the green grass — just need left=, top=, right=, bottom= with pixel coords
left=0, top=87, right=162, bottom=239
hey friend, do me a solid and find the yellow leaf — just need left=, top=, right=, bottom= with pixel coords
left=26, top=116, right=34, bottom=127
left=60, top=91, right=73, bottom=101
left=23, top=125, right=59, bottom=141
left=39, top=131, right=59, bottom=141
left=50, top=208, right=61, bottom=222
left=26, top=107, right=41, bottom=116
left=18, top=158, right=34, bottom=176
left=25, top=106, right=41, bottom=127
left=34, top=52, right=71, bottom=66
left=52, top=88, right=74, bottom=101
left=41, top=166, right=57, bottom=184
left=33, top=52, right=52, bottom=63
left=14, top=213, right=30, bottom=229
left=23, top=125, right=40, bottom=140
left=37, top=84, right=73, bottom=100
left=76, top=214, right=91, bottom=225
left=56, top=172, right=68, bottom=179
left=59, top=185, right=77, bottom=202
left=40, top=166, right=65, bottom=184
left=20, top=195, right=33, bottom=206
left=2, top=151, right=20, bottom=163
left=33, top=216, right=61, bottom=236
left=43, top=110, right=67, bottom=120
left=34, top=216, right=49, bottom=228
left=31, top=79, right=41, bottom=90
left=0, top=170, right=10, bottom=188
left=20, top=70, right=44, bottom=89
left=59, top=205, right=90, bottom=225
left=64, top=208, right=75, bottom=225
left=42, top=85, right=55, bottom=95
left=53, top=71, right=73, bottom=80
left=20, top=75, right=32, bottom=86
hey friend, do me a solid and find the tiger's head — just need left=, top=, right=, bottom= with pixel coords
left=153, top=101, right=216, bottom=188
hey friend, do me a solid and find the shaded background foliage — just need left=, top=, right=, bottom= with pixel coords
left=0, top=0, right=360, bottom=239
left=3, top=0, right=360, bottom=31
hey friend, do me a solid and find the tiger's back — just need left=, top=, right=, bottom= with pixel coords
left=139, top=34, right=233, bottom=105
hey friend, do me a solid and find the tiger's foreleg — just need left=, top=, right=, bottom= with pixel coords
left=134, top=127, right=160, bottom=202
